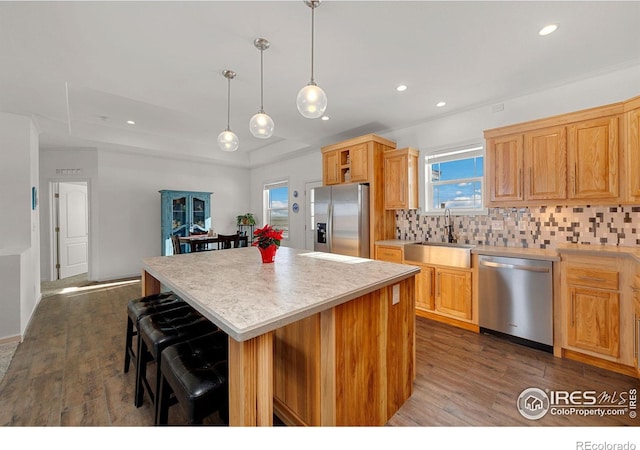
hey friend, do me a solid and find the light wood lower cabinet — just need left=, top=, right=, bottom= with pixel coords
left=273, top=277, right=415, bottom=425
left=375, top=245, right=403, bottom=263
left=566, top=285, right=620, bottom=357
left=411, top=261, right=475, bottom=331
left=435, top=267, right=472, bottom=320
left=414, top=263, right=435, bottom=311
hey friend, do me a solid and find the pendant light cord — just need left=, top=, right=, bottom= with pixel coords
left=226, top=76, right=231, bottom=130
left=310, top=4, right=315, bottom=84
left=260, top=48, right=265, bottom=112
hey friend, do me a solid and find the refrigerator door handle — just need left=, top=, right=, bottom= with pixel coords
left=327, top=202, right=333, bottom=253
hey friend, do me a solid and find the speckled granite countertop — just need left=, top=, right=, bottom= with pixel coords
left=375, top=240, right=561, bottom=261
left=376, top=240, right=640, bottom=263
left=471, top=245, right=561, bottom=262
left=142, top=246, right=420, bottom=342
left=556, top=243, right=640, bottom=262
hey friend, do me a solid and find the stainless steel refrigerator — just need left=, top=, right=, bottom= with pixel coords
left=313, top=184, right=370, bottom=258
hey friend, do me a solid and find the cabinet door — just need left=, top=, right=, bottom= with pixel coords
left=524, top=126, right=567, bottom=201
left=190, top=193, right=209, bottom=231
left=487, top=134, right=523, bottom=203
left=384, top=154, right=407, bottom=209
left=349, top=144, right=369, bottom=182
left=627, top=107, right=640, bottom=198
left=435, top=268, right=472, bottom=320
left=323, top=150, right=340, bottom=185
left=567, top=286, right=620, bottom=357
left=171, top=195, right=189, bottom=237
left=568, top=116, right=619, bottom=200
left=415, top=265, right=435, bottom=311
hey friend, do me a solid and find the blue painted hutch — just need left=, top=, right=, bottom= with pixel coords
left=160, top=190, right=212, bottom=255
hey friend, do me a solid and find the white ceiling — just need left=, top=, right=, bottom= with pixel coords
left=1, top=1, right=639, bottom=168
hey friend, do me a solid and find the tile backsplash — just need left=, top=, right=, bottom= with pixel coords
left=396, top=205, right=640, bottom=249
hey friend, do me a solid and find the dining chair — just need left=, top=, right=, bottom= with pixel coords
left=217, top=233, right=240, bottom=250
left=170, top=235, right=182, bottom=255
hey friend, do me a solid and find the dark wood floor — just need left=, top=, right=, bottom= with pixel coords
left=0, top=277, right=637, bottom=427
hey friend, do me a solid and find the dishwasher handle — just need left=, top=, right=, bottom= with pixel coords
left=479, top=260, right=550, bottom=273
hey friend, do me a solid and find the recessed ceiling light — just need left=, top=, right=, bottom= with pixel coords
left=127, top=120, right=135, bottom=125
left=436, top=101, right=446, bottom=108
left=539, top=24, right=558, bottom=36
left=396, top=85, right=407, bottom=92
left=321, top=115, right=329, bottom=121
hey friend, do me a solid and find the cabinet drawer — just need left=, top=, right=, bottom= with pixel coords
left=567, top=267, right=619, bottom=290
left=376, top=246, right=403, bottom=263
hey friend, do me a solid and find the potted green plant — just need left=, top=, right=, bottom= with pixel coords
left=236, top=213, right=257, bottom=226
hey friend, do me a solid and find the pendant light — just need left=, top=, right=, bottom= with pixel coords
left=249, top=38, right=275, bottom=139
left=296, top=0, right=327, bottom=119
left=217, top=69, right=239, bottom=152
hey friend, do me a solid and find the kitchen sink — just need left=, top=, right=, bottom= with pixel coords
left=404, top=241, right=475, bottom=268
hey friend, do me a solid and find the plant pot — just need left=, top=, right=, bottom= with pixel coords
left=258, top=245, right=277, bottom=263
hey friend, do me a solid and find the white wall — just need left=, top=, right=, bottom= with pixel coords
left=384, top=64, right=640, bottom=156
left=40, top=148, right=250, bottom=281
left=249, top=151, right=322, bottom=250
left=95, top=150, right=250, bottom=280
left=0, top=112, right=40, bottom=340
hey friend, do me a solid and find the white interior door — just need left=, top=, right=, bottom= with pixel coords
left=58, top=182, right=88, bottom=279
left=305, top=180, right=323, bottom=250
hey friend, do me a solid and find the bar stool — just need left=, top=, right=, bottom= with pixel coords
left=135, top=307, right=219, bottom=424
left=157, top=330, right=229, bottom=425
left=123, top=291, right=186, bottom=374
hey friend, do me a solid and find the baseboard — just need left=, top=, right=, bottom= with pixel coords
left=416, top=309, right=479, bottom=333
left=562, top=349, right=638, bottom=378
left=0, top=335, right=21, bottom=345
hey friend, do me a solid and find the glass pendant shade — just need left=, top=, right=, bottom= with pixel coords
left=217, top=129, right=239, bottom=152
left=298, top=1, right=327, bottom=119
left=218, top=69, right=238, bottom=152
left=296, top=83, right=327, bottom=119
left=249, top=111, right=274, bottom=139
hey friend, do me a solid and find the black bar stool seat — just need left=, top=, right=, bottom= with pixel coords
left=124, top=291, right=186, bottom=373
left=158, top=330, right=229, bottom=425
left=135, top=306, right=219, bottom=424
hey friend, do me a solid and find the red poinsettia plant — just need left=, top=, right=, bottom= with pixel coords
left=252, top=224, right=284, bottom=249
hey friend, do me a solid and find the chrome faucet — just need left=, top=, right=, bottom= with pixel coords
left=444, top=208, right=456, bottom=243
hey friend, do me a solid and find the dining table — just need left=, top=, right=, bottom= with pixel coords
left=140, top=246, right=419, bottom=426
left=179, top=234, right=248, bottom=252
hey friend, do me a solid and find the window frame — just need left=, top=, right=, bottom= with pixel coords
left=262, top=179, right=290, bottom=240
left=423, top=143, right=487, bottom=216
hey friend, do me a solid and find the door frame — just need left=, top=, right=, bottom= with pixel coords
left=304, top=180, right=323, bottom=251
left=49, top=179, right=92, bottom=281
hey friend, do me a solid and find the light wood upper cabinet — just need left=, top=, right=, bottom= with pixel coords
left=349, top=143, right=369, bottom=182
left=323, top=150, right=341, bottom=185
left=384, top=147, right=419, bottom=210
left=484, top=99, right=633, bottom=206
left=568, top=116, right=619, bottom=200
left=486, top=134, right=523, bottom=203
left=524, top=126, right=567, bottom=201
left=625, top=96, right=640, bottom=200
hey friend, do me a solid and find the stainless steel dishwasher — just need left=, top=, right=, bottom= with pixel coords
left=478, top=255, right=553, bottom=352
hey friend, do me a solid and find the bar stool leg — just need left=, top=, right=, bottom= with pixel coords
left=123, top=315, right=134, bottom=373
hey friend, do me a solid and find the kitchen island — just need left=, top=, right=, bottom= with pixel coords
left=141, top=246, right=419, bottom=426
